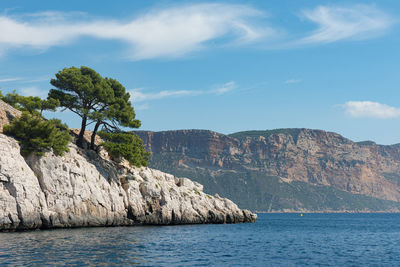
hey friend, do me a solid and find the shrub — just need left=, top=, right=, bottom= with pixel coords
left=3, top=112, right=72, bottom=156
left=98, top=131, right=150, bottom=167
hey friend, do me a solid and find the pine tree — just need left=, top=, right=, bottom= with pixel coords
left=98, top=131, right=150, bottom=167
left=2, top=90, right=59, bottom=115
left=49, top=66, right=111, bottom=148
left=4, top=112, right=71, bottom=156
left=2, top=92, right=71, bottom=156
left=88, top=78, right=140, bottom=149
left=49, top=66, right=141, bottom=150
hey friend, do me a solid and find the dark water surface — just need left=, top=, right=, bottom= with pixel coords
left=1, top=213, right=399, bottom=266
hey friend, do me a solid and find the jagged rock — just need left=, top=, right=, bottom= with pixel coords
left=0, top=100, right=21, bottom=133
left=0, top=133, right=256, bottom=231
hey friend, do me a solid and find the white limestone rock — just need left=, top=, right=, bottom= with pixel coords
left=0, top=133, right=256, bottom=230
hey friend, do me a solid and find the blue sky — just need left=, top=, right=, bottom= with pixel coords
left=1, top=0, right=400, bottom=144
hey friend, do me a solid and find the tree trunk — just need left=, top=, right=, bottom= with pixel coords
left=90, top=121, right=101, bottom=150
left=77, top=116, right=87, bottom=148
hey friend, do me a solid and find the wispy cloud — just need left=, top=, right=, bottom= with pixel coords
left=130, top=81, right=237, bottom=103
left=0, top=76, right=49, bottom=84
left=211, top=81, right=237, bottom=95
left=340, top=101, right=400, bottom=119
left=0, top=4, right=272, bottom=60
left=131, top=89, right=201, bottom=102
left=300, top=5, right=393, bottom=44
left=0, top=4, right=393, bottom=60
left=21, top=77, right=50, bottom=83
left=0, top=77, right=21, bottom=82
left=18, top=86, right=48, bottom=98
left=284, top=79, right=302, bottom=84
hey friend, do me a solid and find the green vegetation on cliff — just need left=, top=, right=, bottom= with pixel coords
left=229, top=129, right=303, bottom=142
left=4, top=112, right=72, bottom=156
left=98, top=131, right=150, bottom=167
left=1, top=92, right=71, bottom=156
left=1, top=67, right=149, bottom=166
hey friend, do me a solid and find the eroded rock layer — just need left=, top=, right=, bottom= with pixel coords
left=135, top=129, right=400, bottom=211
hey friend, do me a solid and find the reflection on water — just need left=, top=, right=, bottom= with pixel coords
left=1, top=214, right=400, bottom=266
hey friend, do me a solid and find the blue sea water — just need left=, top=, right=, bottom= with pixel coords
left=0, top=213, right=399, bottom=266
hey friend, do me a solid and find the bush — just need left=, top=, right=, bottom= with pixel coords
left=3, top=112, right=72, bottom=156
left=98, top=131, right=150, bottom=167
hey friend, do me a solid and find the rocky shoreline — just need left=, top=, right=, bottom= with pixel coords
left=0, top=133, right=256, bottom=231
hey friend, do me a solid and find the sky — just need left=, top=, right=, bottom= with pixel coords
left=0, top=0, right=400, bottom=144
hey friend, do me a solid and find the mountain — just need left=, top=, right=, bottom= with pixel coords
left=134, top=129, right=400, bottom=212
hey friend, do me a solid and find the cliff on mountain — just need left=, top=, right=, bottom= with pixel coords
left=135, top=129, right=400, bottom=212
left=0, top=100, right=256, bottom=230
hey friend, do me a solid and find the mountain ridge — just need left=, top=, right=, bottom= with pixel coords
left=134, top=128, right=400, bottom=211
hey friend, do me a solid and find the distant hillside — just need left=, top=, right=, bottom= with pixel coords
left=135, top=129, right=400, bottom=212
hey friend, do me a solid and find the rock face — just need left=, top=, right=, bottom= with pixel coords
left=135, top=129, right=400, bottom=211
left=0, top=134, right=256, bottom=230
left=0, top=100, right=21, bottom=133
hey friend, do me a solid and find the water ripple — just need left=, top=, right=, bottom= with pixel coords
left=0, top=214, right=400, bottom=266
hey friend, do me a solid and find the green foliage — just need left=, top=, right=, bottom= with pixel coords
left=49, top=66, right=108, bottom=115
left=2, top=90, right=70, bottom=156
left=49, top=66, right=141, bottom=149
left=0, top=89, right=3, bottom=99
left=229, top=129, right=303, bottom=141
left=100, top=78, right=141, bottom=129
left=356, top=140, right=376, bottom=146
left=229, top=129, right=305, bottom=144
left=1, top=90, right=60, bottom=115
left=4, top=112, right=72, bottom=156
left=49, top=66, right=110, bottom=147
left=98, top=131, right=150, bottom=167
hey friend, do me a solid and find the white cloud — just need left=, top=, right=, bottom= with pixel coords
left=0, top=4, right=392, bottom=59
left=131, top=89, right=201, bottom=102
left=135, top=103, right=150, bottom=111
left=211, top=81, right=237, bottom=95
left=0, top=76, right=50, bottom=83
left=341, top=101, right=400, bottom=119
left=130, top=81, right=237, bottom=103
left=18, top=86, right=48, bottom=98
left=284, top=79, right=301, bottom=84
left=0, top=4, right=271, bottom=60
left=0, top=77, right=21, bottom=82
left=300, top=5, right=393, bottom=44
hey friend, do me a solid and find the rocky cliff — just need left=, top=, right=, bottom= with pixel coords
left=0, top=100, right=21, bottom=133
left=0, top=101, right=256, bottom=230
left=135, top=129, right=400, bottom=211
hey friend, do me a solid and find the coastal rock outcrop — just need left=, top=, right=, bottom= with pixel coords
left=0, top=133, right=256, bottom=230
left=0, top=100, right=257, bottom=231
left=0, top=100, right=256, bottom=230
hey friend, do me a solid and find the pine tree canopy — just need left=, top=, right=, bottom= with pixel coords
left=2, top=90, right=59, bottom=115
left=49, top=66, right=141, bottom=149
left=98, top=131, right=149, bottom=167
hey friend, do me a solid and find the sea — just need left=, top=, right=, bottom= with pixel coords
left=0, top=213, right=399, bottom=266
